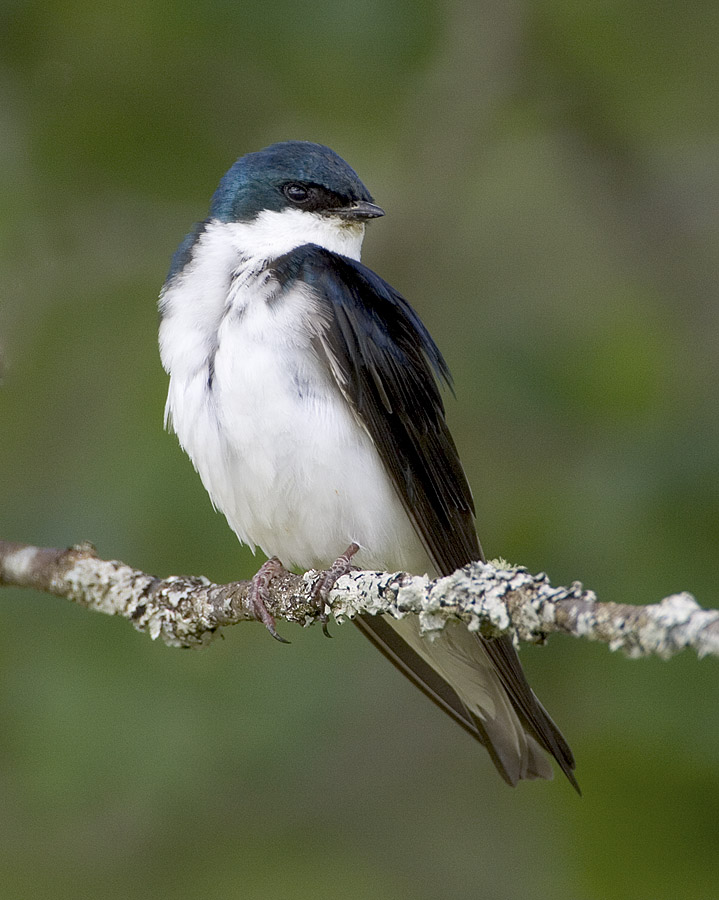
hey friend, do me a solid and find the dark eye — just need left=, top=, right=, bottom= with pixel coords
left=283, top=183, right=309, bottom=204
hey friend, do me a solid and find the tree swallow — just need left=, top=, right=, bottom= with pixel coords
left=159, top=141, right=578, bottom=790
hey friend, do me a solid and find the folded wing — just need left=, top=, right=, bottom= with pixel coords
left=270, top=245, right=578, bottom=790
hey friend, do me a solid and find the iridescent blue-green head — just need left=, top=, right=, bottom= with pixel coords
left=209, top=141, right=384, bottom=224
left=165, top=142, right=385, bottom=283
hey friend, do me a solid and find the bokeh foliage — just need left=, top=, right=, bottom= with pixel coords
left=1, top=1, right=718, bottom=897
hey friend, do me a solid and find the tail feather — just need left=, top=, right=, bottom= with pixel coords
left=355, top=612, right=579, bottom=792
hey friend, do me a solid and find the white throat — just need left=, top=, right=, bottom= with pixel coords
left=159, top=206, right=367, bottom=403
left=224, top=207, right=366, bottom=262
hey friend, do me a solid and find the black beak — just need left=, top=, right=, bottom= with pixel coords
left=327, top=201, right=385, bottom=221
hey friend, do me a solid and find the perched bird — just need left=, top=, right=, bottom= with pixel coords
left=159, top=140, right=577, bottom=790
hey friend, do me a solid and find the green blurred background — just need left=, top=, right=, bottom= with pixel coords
left=2, top=1, right=718, bottom=897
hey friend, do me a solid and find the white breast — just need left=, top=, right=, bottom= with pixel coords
left=159, top=213, right=431, bottom=575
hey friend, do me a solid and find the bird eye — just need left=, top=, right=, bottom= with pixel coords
left=283, top=183, right=309, bottom=204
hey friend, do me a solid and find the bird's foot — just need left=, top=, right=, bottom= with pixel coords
left=311, top=542, right=361, bottom=636
left=249, top=557, right=290, bottom=643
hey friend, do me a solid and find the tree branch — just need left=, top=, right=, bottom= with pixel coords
left=1, top=539, right=717, bottom=659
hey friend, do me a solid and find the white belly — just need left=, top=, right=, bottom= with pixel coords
left=165, top=279, right=430, bottom=575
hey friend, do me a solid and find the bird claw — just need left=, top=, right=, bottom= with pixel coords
left=248, top=544, right=360, bottom=641
left=249, top=557, right=291, bottom=643
left=311, top=542, right=360, bottom=637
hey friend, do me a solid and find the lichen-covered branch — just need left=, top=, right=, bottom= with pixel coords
left=1, top=539, right=717, bottom=659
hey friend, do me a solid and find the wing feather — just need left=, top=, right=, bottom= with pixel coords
left=270, top=245, right=577, bottom=790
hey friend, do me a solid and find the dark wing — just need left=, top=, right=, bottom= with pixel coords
left=271, top=246, right=577, bottom=790
left=271, top=245, right=482, bottom=571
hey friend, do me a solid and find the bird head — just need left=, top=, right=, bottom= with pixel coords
left=209, top=141, right=385, bottom=225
